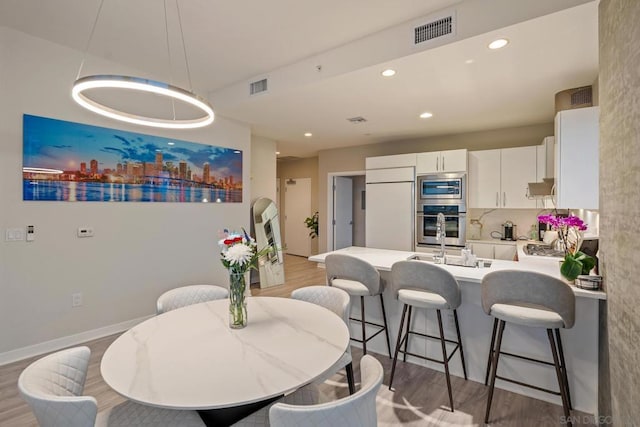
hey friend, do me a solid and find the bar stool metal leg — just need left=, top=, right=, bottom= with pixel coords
left=360, top=296, right=367, bottom=355
left=453, top=309, right=467, bottom=380
left=437, top=309, right=454, bottom=412
left=548, top=329, right=572, bottom=426
left=379, top=294, right=392, bottom=358
left=485, top=319, right=505, bottom=424
left=345, top=362, right=356, bottom=395
left=403, top=306, right=413, bottom=362
left=555, top=329, right=572, bottom=410
left=389, top=304, right=409, bottom=390
left=484, top=318, right=498, bottom=386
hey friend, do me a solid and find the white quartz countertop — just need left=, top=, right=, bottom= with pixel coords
left=309, top=246, right=606, bottom=300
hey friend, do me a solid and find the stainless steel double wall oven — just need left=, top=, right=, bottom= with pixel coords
left=416, top=172, right=467, bottom=247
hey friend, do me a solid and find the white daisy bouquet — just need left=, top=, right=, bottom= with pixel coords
left=218, top=228, right=268, bottom=275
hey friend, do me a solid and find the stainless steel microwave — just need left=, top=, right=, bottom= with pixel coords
left=417, top=172, right=466, bottom=206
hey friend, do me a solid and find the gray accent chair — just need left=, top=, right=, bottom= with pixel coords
left=156, top=284, right=228, bottom=314
left=269, top=355, right=383, bottom=427
left=18, top=346, right=205, bottom=427
left=481, top=270, right=575, bottom=426
left=324, top=254, right=392, bottom=357
left=291, top=286, right=356, bottom=394
left=389, top=260, right=467, bottom=412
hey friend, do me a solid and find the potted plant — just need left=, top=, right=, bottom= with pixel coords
left=304, top=212, right=319, bottom=239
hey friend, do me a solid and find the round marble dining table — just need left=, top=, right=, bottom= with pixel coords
left=100, top=296, right=350, bottom=410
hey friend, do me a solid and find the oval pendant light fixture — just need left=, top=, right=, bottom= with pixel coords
left=72, top=0, right=214, bottom=129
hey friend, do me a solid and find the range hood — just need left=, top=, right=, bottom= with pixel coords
left=528, top=177, right=555, bottom=197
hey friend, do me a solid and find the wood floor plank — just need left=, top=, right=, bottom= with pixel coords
left=0, top=254, right=596, bottom=426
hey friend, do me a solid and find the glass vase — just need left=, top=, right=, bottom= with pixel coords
left=229, top=272, right=247, bottom=329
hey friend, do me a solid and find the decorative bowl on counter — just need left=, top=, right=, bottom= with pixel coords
left=575, top=275, right=603, bottom=290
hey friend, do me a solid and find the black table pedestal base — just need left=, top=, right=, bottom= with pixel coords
left=198, top=395, right=283, bottom=427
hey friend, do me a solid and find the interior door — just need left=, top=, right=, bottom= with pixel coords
left=333, top=176, right=353, bottom=250
left=284, top=178, right=311, bottom=256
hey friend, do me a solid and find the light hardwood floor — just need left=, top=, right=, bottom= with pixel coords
left=0, top=254, right=596, bottom=426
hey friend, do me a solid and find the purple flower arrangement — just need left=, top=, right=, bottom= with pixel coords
left=537, top=214, right=595, bottom=281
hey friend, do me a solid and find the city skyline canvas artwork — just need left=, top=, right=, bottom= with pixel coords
left=22, top=114, right=243, bottom=203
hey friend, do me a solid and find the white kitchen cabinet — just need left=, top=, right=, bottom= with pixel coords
left=500, top=147, right=537, bottom=209
left=555, top=107, right=599, bottom=209
left=416, top=149, right=467, bottom=174
left=365, top=153, right=416, bottom=169
left=468, top=146, right=537, bottom=209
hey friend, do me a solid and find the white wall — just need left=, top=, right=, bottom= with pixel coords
left=0, top=26, right=252, bottom=360
left=250, top=136, right=277, bottom=204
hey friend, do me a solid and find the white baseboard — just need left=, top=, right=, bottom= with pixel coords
left=0, top=315, right=154, bottom=366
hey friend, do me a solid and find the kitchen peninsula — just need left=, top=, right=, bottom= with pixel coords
left=309, top=246, right=605, bottom=417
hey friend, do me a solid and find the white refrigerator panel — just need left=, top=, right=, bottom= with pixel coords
left=366, top=182, right=414, bottom=251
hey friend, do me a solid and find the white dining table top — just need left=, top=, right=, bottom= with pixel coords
left=100, top=297, right=350, bottom=410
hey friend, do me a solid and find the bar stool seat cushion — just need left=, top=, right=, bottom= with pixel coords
left=398, top=288, right=449, bottom=310
left=490, top=303, right=564, bottom=329
left=330, top=278, right=370, bottom=296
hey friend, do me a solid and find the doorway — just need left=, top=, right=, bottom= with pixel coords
left=327, top=171, right=366, bottom=251
left=284, top=177, right=311, bottom=257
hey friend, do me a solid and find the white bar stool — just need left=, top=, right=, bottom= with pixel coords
left=325, top=253, right=392, bottom=357
left=482, top=270, right=575, bottom=426
left=388, top=260, right=467, bottom=412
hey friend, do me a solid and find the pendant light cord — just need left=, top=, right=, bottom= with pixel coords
left=176, top=0, right=193, bottom=92
left=76, top=0, right=106, bottom=80
left=163, top=0, right=176, bottom=120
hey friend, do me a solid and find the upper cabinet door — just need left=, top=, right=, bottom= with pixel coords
left=365, top=153, right=417, bottom=169
left=416, top=152, right=441, bottom=174
left=555, top=107, right=599, bottom=210
left=500, top=146, right=537, bottom=208
left=468, top=149, right=501, bottom=208
left=416, top=149, right=468, bottom=174
left=441, top=149, right=468, bottom=172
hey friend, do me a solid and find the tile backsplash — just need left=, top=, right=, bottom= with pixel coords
left=467, top=208, right=599, bottom=241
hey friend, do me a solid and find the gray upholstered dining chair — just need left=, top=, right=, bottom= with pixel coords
left=482, top=270, right=575, bottom=426
left=291, top=285, right=355, bottom=394
left=388, top=260, right=467, bottom=412
left=156, top=284, right=228, bottom=314
left=18, top=346, right=205, bottom=427
left=324, top=253, right=392, bottom=357
left=268, top=354, right=383, bottom=427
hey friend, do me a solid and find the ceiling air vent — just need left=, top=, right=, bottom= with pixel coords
left=555, top=86, right=593, bottom=113
left=249, top=78, right=268, bottom=95
left=413, top=14, right=454, bottom=45
left=347, top=116, right=367, bottom=124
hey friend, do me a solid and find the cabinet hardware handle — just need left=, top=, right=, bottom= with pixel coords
left=496, top=192, right=499, bottom=207
left=436, top=157, right=439, bottom=171
left=503, top=192, right=506, bottom=207
left=442, top=156, right=445, bottom=171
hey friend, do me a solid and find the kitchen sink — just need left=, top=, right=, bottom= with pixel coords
left=523, top=243, right=565, bottom=258
left=410, top=254, right=492, bottom=268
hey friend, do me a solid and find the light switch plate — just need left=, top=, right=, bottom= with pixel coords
left=5, top=228, right=25, bottom=241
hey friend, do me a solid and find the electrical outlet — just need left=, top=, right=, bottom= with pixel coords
left=77, top=227, right=94, bottom=238
left=72, top=293, right=83, bottom=307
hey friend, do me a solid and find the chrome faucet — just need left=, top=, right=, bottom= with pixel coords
left=435, top=212, right=446, bottom=263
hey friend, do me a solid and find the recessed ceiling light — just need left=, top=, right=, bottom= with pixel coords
left=381, top=69, right=396, bottom=77
left=304, top=132, right=312, bottom=137
left=465, top=59, right=474, bottom=64
left=488, top=38, right=509, bottom=50
left=419, top=112, right=433, bottom=119
left=276, top=151, right=280, bottom=155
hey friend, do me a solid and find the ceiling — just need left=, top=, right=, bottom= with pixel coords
left=0, top=0, right=599, bottom=158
